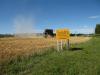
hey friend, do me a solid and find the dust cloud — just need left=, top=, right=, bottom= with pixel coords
left=14, top=15, right=36, bottom=38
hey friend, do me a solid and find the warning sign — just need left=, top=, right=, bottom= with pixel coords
left=56, top=29, right=70, bottom=40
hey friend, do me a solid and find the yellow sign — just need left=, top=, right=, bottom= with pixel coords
left=56, top=29, right=70, bottom=40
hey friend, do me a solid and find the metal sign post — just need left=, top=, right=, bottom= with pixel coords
left=67, top=39, right=70, bottom=50
left=57, top=40, right=63, bottom=51
left=61, top=40, right=63, bottom=50
left=57, top=40, right=59, bottom=51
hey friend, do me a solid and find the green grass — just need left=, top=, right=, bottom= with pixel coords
left=1, top=37, right=100, bottom=75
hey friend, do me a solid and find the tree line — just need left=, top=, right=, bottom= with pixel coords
left=0, top=34, right=14, bottom=38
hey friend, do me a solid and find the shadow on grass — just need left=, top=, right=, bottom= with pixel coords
left=69, top=47, right=83, bottom=51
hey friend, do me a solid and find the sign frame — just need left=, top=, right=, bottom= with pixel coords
left=56, top=29, right=70, bottom=40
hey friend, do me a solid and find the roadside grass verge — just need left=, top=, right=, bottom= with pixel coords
left=1, top=37, right=100, bottom=75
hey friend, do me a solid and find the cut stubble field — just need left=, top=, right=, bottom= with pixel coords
left=0, top=36, right=91, bottom=63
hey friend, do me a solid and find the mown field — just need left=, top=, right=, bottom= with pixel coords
left=1, top=36, right=100, bottom=75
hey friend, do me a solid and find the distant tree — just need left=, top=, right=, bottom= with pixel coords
left=95, top=24, right=100, bottom=34
left=44, top=29, right=54, bottom=38
left=70, top=33, right=75, bottom=36
left=0, top=34, right=14, bottom=38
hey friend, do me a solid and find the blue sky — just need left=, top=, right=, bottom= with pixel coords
left=0, top=0, right=100, bottom=34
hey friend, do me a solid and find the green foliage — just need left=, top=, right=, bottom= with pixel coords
left=95, top=24, right=100, bottom=34
left=1, top=37, right=100, bottom=75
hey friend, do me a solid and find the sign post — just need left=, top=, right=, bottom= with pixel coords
left=67, top=39, right=70, bottom=50
left=56, top=29, right=70, bottom=51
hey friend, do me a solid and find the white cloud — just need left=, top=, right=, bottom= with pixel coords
left=88, top=15, right=100, bottom=19
left=71, top=28, right=94, bottom=34
left=83, top=25, right=88, bottom=28
left=70, top=25, right=94, bottom=34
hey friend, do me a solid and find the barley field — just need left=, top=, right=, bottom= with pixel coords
left=0, top=37, right=91, bottom=63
